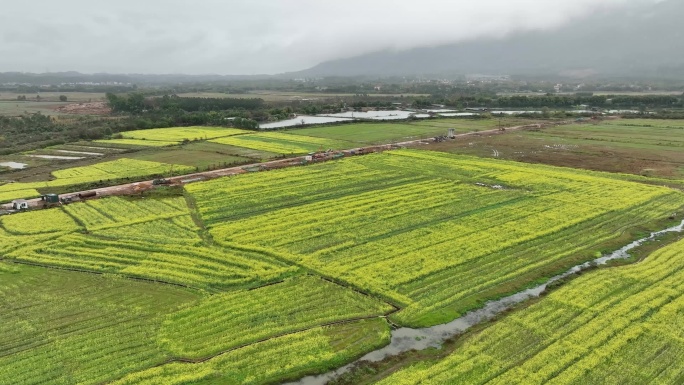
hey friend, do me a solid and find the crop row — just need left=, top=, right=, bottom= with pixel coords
left=96, top=138, right=178, bottom=147
left=395, top=192, right=682, bottom=325
left=188, top=150, right=684, bottom=326
left=210, top=132, right=351, bottom=154
left=158, top=275, right=394, bottom=358
left=52, top=158, right=194, bottom=183
left=7, top=232, right=292, bottom=290
left=1, top=236, right=392, bottom=385
left=376, top=235, right=684, bottom=385
left=63, top=196, right=190, bottom=230
left=0, top=265, right=200, bottom=385
left=0, top=158, right=194, bottom=203
left=118, top=126, right=249, bottom=143
left=0, top=188, right=41, bottom=202
left=112, top=319, right=390, bottom=385
left=187, top=162, right=422, bottom=224
left=3, top=197, right=293, bottom=290
left=2, top=208, right=80, bottom=235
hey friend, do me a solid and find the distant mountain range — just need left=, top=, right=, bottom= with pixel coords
left=3, top=0, right=683, bottom=84
left=0, top=71, right=272, bottom=85
left=293, top=0, right=684, bottom=79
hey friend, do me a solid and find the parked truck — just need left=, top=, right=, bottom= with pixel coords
left=40, top=194, right=61, bottom=208
left=78, top=191, right=97, bottom=200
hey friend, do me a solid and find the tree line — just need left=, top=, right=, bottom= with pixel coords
left=420, top=94, right=684, bottom=109
left=106, top=93, right=264, bottom=114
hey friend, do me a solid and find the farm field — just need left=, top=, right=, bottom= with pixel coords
left=175, top=90, right=429, bottom=101
left=0, top=270, right=390, bottom=385
left=0, top=158, right=194, bottom=202
left=96, top=138, right=178, bottom=147
left=0, top=187, right=42, bottom=203
left=187, top=149, right=684, bottom=327
left=375, top=235, right=684, bottom=385
left=128, top=143, right=252, bottom=169
left=112, top=319, right=389, bottom=385
left=426, top=118, right=684, bottom=179
left=0, top=141, right=265, bottom=193
left=99, top=126, right=250, bottom=147
left=287, top=118, right=536, bottom=145
left=4, top=124, right=684, bottom=385
left=410, top=117, right=536, bottom=130
left=0, top=91, right=106, bottom=102
left=210, top=132, right=354, bottom=154
left=0, top=194, right=394, bottom=384
left=0, top=263, right=201, bottom=385
left=287, top=122, right=454, bottom=145
left=5, top=196, right=294, bottom=289
left=0, top=100, right=70, bottom=116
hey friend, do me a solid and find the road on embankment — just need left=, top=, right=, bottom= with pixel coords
left=2, top=121, right=563, bottom=210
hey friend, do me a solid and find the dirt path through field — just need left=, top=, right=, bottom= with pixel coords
left=2, top=120, right=569, bottom=210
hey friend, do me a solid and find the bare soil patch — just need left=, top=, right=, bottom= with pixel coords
left=55, top=102, right=111, bottom=115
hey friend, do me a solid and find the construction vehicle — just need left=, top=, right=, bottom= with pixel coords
left=12, top=200, right=29, bottom=210
left=40, top=194, right=61, bottom=208
left=60, top=195, right=76, bottom=204
left=78, top=191, right=97, bottom=200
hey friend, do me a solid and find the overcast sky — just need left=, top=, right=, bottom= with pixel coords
left=0, top=0, right=662, bottom=75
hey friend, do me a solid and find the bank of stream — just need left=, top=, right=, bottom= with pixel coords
left=286, top=219, right=684, bottom=385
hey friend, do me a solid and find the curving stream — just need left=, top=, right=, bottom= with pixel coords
left=286, top=219, right=684, bottom=385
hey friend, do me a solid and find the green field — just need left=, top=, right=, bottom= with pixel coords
left=0, top=100, right=69, bottom=116
left=376, top=235, right=684, bottom=385
left=0, top=158, right=194, bottom=202
left=0, top=266, right=389, bottom=385
left=210, top=132, right=353, bottom=154
left=96, top=138, right=179, bottom=147
left=175, top=90, right=429, bottom=102
left=410, top=117, right=534, bottom=130
left=427, top=119, right=684, bottom=179
left=112, top=319, right=389, bottom=385
left=110, top=126, right=249, bottom=145
left=0, top=263, right=200, bottom=384
left=12, top=196, right=293, bottom=289
left=0, top=193, right=394, bottom=384
left=288, top=122, right=451, bottom=144
left=287, top=118, right=533, bottom=145
left=0, top=91, right=105, bottom=102
left=4, top=133, right=684, bottom=384
left=128, top=144, right=252, bottom=169
left=0, top=141, right=266, bottom=196
left=187, top=150, right=684, bottom=326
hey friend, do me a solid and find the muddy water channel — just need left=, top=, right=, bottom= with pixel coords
left=287, top=220, right=684, bottom=385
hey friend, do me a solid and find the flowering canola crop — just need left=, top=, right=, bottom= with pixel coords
left=376, top=236, right=684, bottom=385
left=188, top=149, right=684, bottom=326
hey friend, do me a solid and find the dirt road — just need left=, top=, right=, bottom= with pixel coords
left=2, top=121, right=559, bottom=210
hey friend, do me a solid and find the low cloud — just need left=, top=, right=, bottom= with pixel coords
left=0, top=0, right=662, bottom=74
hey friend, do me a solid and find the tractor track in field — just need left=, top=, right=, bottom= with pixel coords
left=0, top=257, right=206, bottom=292
left=100, top=314, right=399, bottom=385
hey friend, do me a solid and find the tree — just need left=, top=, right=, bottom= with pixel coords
left=233, top=117, right=259, bottom=130
left=59, top=95, right=68, bottom=102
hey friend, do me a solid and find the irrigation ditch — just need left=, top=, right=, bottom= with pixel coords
left=285, top=219, right=684, bottom=385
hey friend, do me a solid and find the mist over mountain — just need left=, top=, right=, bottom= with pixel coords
left=296, top=0, right=684, bottom=79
